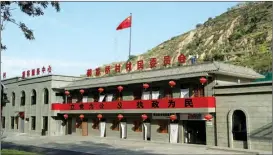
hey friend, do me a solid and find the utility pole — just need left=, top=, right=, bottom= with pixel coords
left=0, top=0, right=3, bottom=150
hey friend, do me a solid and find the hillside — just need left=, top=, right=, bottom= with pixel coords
left=89, top=2, right=272, bottom=77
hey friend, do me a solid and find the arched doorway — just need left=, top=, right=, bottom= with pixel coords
left=231, top=110, right=248, bottom=149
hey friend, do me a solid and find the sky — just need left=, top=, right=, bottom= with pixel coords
left=2, top=2, right=239, bottom=78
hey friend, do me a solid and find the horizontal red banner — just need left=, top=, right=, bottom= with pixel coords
left=51, top=97, right=215, bottom=111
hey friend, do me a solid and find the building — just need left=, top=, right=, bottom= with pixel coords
left=1, top=61, right=272, bottom=151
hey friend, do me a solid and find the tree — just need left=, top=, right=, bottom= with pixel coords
left=1, top=2, right=60, bottom=50
left=195, top=23, right=202, bottom=28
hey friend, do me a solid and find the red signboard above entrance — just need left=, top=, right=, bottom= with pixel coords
left=51, top=97, right=215, bottom=111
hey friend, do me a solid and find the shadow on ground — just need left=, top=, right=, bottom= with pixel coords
left=2, top=141, right=166, bottom=155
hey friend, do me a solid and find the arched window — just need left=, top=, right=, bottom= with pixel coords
left=232, top=110, right=247, bottom=141
left=12, top=92, right=15, bottom=106
left=44, top=88, right=49, bottom=104
left=20, top=91, right=25, bottom=106
left=31, top=89, right=37, bottom=105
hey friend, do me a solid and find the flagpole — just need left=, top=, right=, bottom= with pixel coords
left=128, top=13, right=132, bottom=59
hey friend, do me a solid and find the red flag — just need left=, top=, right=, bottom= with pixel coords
left=116, top=16, right=132, bottom=30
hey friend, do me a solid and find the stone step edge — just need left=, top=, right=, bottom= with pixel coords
left=91, top=136, right=270, bottom=154
left=207, top=146, right=269, bottom=155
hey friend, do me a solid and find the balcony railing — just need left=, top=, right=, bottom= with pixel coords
left=51, top=97, right=215, bottom=111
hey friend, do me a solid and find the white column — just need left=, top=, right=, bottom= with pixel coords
left=169, top=123, right=179, bottom=143
left=120, top=122, right=127, bottom=139
left=99, top=121, right=106, bottom=137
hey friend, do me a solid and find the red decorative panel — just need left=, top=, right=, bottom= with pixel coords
left=95, top=68, right=101, bottom=76
left=149, top=58, right=157, bottom=68
left=36, top=68, right=40, bottom=75
left=31, top=69, right=35, bottom=76
left=51, top=97, right=215, bottom=111
left=178, top=54, right=186, bottom=64
left=86, top=69, right=92, bottom=77
left=137, top=60, right=144, bottom=70
left=163, top=56, right=171, bottom=66
left=105, top=66, right=111, bottom=74
left=115, top=64, right=121, bottom=73
left=126, top=62, right=132, bottom=72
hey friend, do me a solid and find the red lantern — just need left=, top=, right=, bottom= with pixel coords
left=63, top=114, right=68, bottom=119
left=79, top=114, right=84, bottom=120
left=65, top=90, right=70, bottom=96
left=97, top=114, right=103, bottom=120
left=169, top=81, right=176, bottom=88
left=143, top=83, right=149, bottom=89
left=204, top=114, right=213, bottom=121
left=98, top=88, right=104, bottom=93
left=117, top=86, right=123, bottom=92
left=117, top=114, right=123, bottom=121
left=200, top=77, right=207, bottom=85
left=141, top=114, right=148, bottom=121
left=170, top=114, right=177, bottom=121
left=19, top=112, right=24, bottom=119
left=80, top=89, right=85, bottom=94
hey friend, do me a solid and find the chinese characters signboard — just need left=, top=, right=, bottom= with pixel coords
left=85, top=54, right=190, bottom=77
left=51, top=97, right=215, bottom=111
left=22, top=65, right=52, bottom=79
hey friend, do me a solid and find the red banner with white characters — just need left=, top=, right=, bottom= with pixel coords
left=51, top=97, right=215, bottom=111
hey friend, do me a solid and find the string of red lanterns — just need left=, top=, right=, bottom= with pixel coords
left=65, top=78, right=207, bottom=105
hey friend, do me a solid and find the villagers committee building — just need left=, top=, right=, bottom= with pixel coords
left=1, top=61, right=272, bottom=151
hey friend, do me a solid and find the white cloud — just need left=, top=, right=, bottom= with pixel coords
left=1, top=56, right=96, bottom=78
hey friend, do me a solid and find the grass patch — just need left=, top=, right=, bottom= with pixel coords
left=1, top=149, right=41, bottom=155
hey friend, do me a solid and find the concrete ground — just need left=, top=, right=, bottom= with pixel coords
left=1, top=132, right=270, bottom=155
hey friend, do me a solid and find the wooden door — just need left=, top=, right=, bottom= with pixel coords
left=82, top=122, right=88, bottom=136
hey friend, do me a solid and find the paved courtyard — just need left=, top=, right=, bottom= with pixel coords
left=1, top=132, right=268, bottom=155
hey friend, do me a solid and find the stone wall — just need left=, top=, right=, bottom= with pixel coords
left=214, top=82, right=272, bottom=151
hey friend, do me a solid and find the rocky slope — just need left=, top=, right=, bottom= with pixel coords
left=88, top=2, right=272, bottom=77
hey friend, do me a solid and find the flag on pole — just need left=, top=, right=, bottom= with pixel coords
left=116, top=16, right=132, bottom=30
